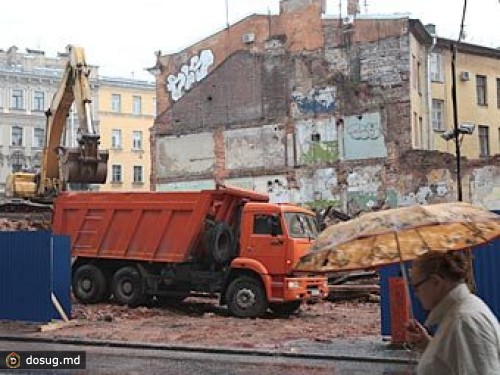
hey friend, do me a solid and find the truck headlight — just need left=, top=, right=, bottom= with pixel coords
left=287, top=280, right=301, bottom=289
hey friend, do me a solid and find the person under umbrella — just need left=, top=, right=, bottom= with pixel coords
left=406, top=250, right=500, bottom=375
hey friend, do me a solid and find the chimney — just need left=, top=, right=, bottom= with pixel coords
left=347, top=0, right=360, bottom=16
left=424, top=24, right=437, bottom=36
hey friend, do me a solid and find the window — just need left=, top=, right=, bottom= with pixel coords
left=33, top=91, right=45, bottom=111
left=133, top=166, right=143, bottom=183
left=111, top=94, right=121, bottom=112
left=412, top=55, right=417, bottom=90
left=476, top=75, right=487, bottom=105
left=111, top=129, right=122, bottom=148
left=11, top=89, right=24, bottom=109
left=33, top=128, right=44, bottom=148
left=132, top=131, right=142, bottom=150
left=111, top=165, right=122, bottom=183
left=417, top=61, right=422, bottom=94
left=419, top=116, right=423, bottom=147
left=132, top=96, right=142, bottom=115
left=478, top=125, right=489, bottom=157
left=11, top=151, right=24, bottom=172
left=496, top=78, right=500, bottom=108
left=412, top=112, right=423, bottom=148
left=11, top=126, right=23, bottom=146
left=284, top=212, right=318, bottom=239
left=431, top=100, right=445, bottom=131
left=253, top=214, right=282, bottom=235
left=430, top=53, right=443, bottom=82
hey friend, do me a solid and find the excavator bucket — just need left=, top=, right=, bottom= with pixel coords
left=61, top=148, right=109, bottom=184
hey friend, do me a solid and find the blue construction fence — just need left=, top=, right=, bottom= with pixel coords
left=0, top=231, right=71, bottom=323
left=380, top=235, right=500, bottom=336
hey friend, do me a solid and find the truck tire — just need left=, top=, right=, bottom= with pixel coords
left=111, top=266, right=145, bottom=307
left=206, top=222, right=234, bottom=265
left=72, top=264, right=107, bottom=304
left=226, top=276, right=268, bottom=318
left=269, top=301, right=302, bottom=317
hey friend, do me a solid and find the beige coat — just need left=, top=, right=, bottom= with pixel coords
left=418, top=283, right=500, bottom=375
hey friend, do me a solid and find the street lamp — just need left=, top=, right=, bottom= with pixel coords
left=442, top=39, right=475, bottom=202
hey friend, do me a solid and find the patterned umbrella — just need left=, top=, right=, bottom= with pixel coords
left=295, top=202, right=500, bottom=273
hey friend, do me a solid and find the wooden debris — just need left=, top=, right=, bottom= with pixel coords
left=38, top=320, right=83, bottom=332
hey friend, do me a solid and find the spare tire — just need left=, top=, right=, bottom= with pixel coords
left=205, top=222, right=235, bottom=265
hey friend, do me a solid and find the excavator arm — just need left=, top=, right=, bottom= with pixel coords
left=38, top=45, right=108, bottom=196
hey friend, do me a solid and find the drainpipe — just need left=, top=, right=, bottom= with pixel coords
left=427, top=36, right=437, bottom=150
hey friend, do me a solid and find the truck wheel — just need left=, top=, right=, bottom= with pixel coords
left=111, top=266, right=145, bottom=307
left=206, top=223, right=234, bottom=265
left=269, top=301, right=302, bottom=317
left=72, top=264, right=107, bottom=304
left=226, top=277, right=267, bottom=318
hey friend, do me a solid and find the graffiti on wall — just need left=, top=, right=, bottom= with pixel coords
left=166, top=49, right=214, bottom=101
left=398, top=169, right=452, bottom=206
left=291, top=86, right=336, bottom=115
left=225, top=175, right=300, bottom=204
left=296, top=119, right=339, bottom=165
left=343, top=112, right=387, bottom=160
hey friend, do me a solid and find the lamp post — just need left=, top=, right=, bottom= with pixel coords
left=450, top=42, right=463, bottom=202
left=443, top=42, right=475, bottom=202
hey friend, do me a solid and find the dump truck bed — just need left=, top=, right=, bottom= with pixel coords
left=52, top=186, right=268, bottom=263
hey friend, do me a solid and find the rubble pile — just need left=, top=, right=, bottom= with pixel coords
left=0, top=218, right=51, bottom=231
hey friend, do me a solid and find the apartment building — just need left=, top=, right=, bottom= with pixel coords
left=428, top=37, right=500, bottom=158
left=97, top=77, right=155, bottom=191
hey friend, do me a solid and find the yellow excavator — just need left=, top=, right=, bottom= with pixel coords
left=2, top=45, right=108, bottom=218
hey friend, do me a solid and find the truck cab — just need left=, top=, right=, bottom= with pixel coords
left=228, top=202, right=328, bottom=316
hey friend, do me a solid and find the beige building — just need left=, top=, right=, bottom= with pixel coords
left=97, top=77, right=155, bottom=191
left=428, top=37, right=500, bottom=159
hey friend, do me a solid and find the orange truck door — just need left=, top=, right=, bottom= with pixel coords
left=244, top=213, right=288, bottom=275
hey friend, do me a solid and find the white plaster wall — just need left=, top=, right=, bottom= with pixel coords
left=471, top=166, right=500, bottom=210
left=226, top=175, right=298, bottom=203
left=156, top=133, right=215, bottom=179
left=224, top=125, right=285, bottom=170
left=156, top=179, right=215, bottom=192
left=298, top=167, right=338, bottom=203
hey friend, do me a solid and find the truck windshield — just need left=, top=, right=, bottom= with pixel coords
left=284, top=212, right=319, bottom=239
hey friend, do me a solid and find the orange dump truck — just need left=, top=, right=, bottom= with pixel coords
left=52, top=185, right=328, bottom=317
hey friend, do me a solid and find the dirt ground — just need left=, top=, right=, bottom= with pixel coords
left=0, top=298, right=380, bottom=349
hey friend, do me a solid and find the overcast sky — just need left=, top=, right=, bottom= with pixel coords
left=1, top=0, right=499, bottom=81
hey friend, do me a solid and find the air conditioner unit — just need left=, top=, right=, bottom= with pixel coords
left=242, top=33, right=255, bottom=44
left=460, top=71, right=471, bottom=81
